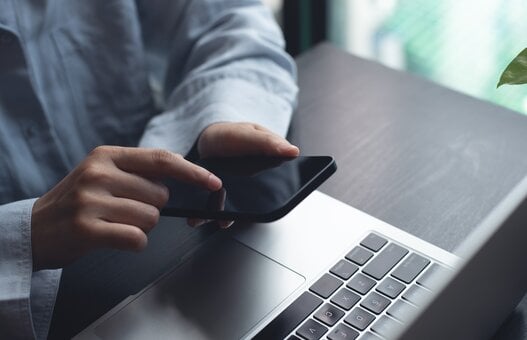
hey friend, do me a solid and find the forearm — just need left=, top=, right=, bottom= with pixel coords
left=137, top=0, right=297, bottom=153
left=0, top=199, right=61, bottom=340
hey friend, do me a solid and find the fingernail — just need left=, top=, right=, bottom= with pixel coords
left=219, top=220, right=234, bottom=229
left=278, top=143, right=300, bottom=155
left=208, top=174, right=222, bottom=190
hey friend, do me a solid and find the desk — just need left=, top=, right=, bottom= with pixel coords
left=50, top=43, right=527, bottom=339
left=289, top=43, right=527, bottom=339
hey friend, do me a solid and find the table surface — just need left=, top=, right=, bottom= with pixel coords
left=288, top=43, right=527, bottom=339
left=50, top=43, right=527, bottom=339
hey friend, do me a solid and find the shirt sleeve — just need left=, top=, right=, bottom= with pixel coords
left=136, top=0, right=298, bottom=154
left=0, top=199, right=61, bottom=340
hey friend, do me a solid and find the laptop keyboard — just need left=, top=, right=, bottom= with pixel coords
left=254, top=232, right=449, bottom=340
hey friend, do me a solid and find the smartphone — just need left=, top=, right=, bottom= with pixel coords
left=161, top=155, right=337, bottom=222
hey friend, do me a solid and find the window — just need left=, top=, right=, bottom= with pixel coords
left=330, top=0, right=527, bottom=114
left=283, top=0, right=527, bottom=115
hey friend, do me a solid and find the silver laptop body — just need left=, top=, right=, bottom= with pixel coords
left=74, top=175, right=527, bottom=340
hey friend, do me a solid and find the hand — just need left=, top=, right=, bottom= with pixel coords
left=188, top=122, right=300, bottom=228
left=197, top=122, right=300, bottom=159
left=31, top=146, right=222, bottom=270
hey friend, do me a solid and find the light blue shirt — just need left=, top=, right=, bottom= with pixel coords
left=0, top=1, right=297, bottom=338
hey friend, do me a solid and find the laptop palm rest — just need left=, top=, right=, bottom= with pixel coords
left=93, top=236, right=304, bottom=340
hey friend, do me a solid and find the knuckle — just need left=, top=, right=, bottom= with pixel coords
left=78, top=163, right=111, bottom=186
left=253, top=123, right=269, bottom=132
left=70, top=190, right=93, bottom=207
left=89, top=145, right=114, bottom=157
left=151, top=149, right=175, bottom=167
left=88, top=145, right=124, bottom=164
left=190, top=166, right=207, bottom=184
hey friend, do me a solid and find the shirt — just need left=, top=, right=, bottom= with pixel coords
left=0, top=1, right=297, bottom=338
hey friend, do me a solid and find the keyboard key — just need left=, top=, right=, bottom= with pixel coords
left=310, top=273, right=343, bottom=298
left=253, top=292, right=322, bottom=340
left=371, top=315, right=404, bottom=339
left=345, top=246, right=373, bottom=266
left=360, top=233, right=387, bottom=252
left=331, top=288, right=361, bottom=310
left=327, top=323, right=359, bottom=340
left=330, top=260, right=359, bottom=280
left=417, top=263, right=451, bottom=290
left=392, top=253, right=430, bottom=284
left=313, top=303, right=345, bottom=326
left=363, top=243, right=408, bottom=280
left=296, top=319, right=328, bottom=340
left=358, top=332, right=382, bottom=340
left=376, top=277, right=406, bottom=298
left=345, top=307, right=375, bottom=331
left=402, top=284, right=432, bottom=306
left=360, top=292, right=391, bottom=314
left=386, top=300, right=418, bottom=323
left=347, top=272, right=376, bottom=295
left=347, top=273, right=376, bottom=295
left=287, top=336, right=302, bottom=340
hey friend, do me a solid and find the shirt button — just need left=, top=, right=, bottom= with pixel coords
left=0, top=31, right=14, bottom=46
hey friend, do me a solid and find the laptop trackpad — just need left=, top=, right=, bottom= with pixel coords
left=94, top=236, right=304, bottom=340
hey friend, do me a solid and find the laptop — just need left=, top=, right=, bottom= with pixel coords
left=74, top=173, right=527, bottom=339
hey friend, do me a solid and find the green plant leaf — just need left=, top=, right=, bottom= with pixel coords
left=497, top=48, right=527, bottom=88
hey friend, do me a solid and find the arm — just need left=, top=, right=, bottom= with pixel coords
left=1, top=147, right=221, bottom=339
left=0, top=199, right=61, bottom=340
left=136, top=0, right=298, bottom=154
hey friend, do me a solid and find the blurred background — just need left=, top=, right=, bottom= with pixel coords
left=263, top=0, right=527, bottom=116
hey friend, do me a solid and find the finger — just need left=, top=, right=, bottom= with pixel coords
left=241, top=130, right=299, bottom=157
left=98, top=197, right=160, bottom=233
left=105, top=172, right=169, bottom=209
left=244, top=124, right=300, bottom=157
left=207, top=125, right=299, bottom=157
left=206, top=187, right=226, bottom=211
left=94, top=146, right=222, bottom=191
left=187, top=218, right=232, bottom=228
left=92, top=220, right=148, bottom=252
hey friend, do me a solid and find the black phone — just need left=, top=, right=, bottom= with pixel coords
left=161, top=155, right=337, bottom=222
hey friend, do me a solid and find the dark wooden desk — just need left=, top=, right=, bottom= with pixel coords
left=51, top=43, right=527, bottom=339
left=289, top=43, right=527, bottom=339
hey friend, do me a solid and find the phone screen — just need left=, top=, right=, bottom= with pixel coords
left=161, top=156, right=336, bottom=222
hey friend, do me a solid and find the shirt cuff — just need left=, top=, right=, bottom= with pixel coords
left=30, top=269, right=61, bottom=340
left=0, top=199, right=61, bottom=340
left=138, top=76, right=295, bottom=155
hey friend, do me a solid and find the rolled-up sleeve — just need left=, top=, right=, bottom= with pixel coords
left=0, top=199, right=61, bottom=340
left=137, top=0, right=298, bottom=154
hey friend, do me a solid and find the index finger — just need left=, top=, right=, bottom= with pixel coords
left=101, top=146, right=222, bottom=191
